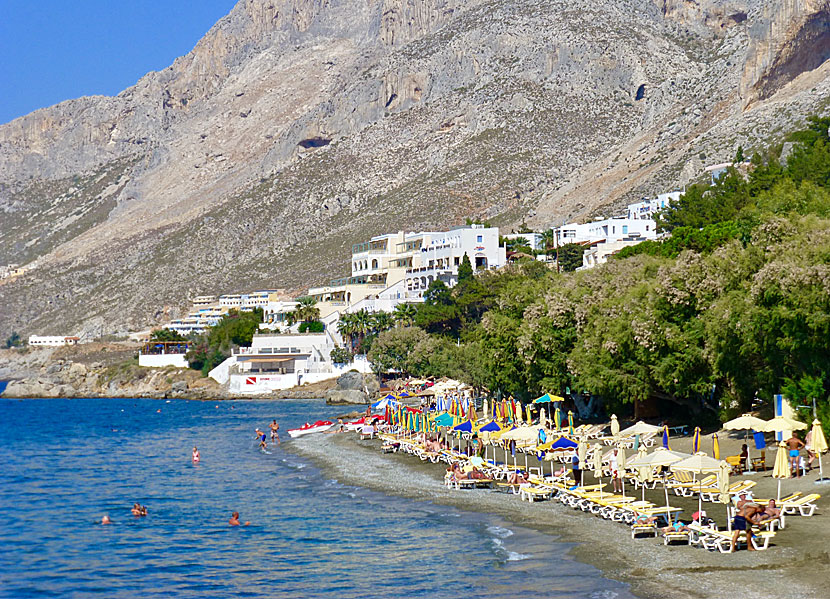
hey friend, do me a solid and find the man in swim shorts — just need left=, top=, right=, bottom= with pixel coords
left=229, top=512, right=250, bottom=526
left=786, top=434, right=805, bottom=477
left=255, top=428, right=267, bottom=449
left=269, top=420, right=281, bottom=446
left=730, top=502, right=760, bottom=551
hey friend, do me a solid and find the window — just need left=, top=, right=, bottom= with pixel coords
left=454, top=257, right=460, bottom=266
left=622, top=225, right=628, bottom=234
left=477, top=235, right=483, bottom=242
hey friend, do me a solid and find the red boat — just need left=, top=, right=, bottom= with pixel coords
left=287, top=420, right=334, bottom=438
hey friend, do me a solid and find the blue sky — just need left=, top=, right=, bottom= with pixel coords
left=0, top=1, right=237, bottom=124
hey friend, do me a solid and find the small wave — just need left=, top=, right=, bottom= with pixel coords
left=486, top=525, right=514, bottom=539
left=588, top=591, right=619, bottom=599
left=491, top=536, right=530, bottom=562
left=346, top=492, right=356, bottom=498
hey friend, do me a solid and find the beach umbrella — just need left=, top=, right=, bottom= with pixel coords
left=592, top=444, right=603, bottom=490
left=501, top=426, right=541, bottom=443
left=763, top=415, right=808, bottom=433
left=671, top=452, right=725, bottom=517
left=453, top=420, right=473, bottom=433
left=516, top=401, right=523, bottom=424
left=479, top=420, right=501, bottom=433
left=551, top=437, right=578, bottom=450
left=554, top=407, right=562, bottom=431
left=811, top=419, right=828, bottom=482
left=617, top=445, right=627, bottom=497
left=526, top=403, right=532, bottom=423
left=610, top=414, right=620, bottom=437
left=772, top=441, right=790, bottom=501
left=717, top=461, right=731, bottom=531
left=713, top=434, right=720, bottom=460
left=724, top=413, right=767, bottom=467
left=619, top=421, right=662, bottom=436
left=483, top=398, right=489, bottom=419
left=568, top=411, right=575, bottom=437
left=534, top=393, right=552, bottom=404
left=634, top=445, right=649, bottom=502
left=577, top=440, right=588, bottom=487
left=628, top=447, right=687, bottom=521
left=692, top=427, right=701, bottom=453
left=469, top=403, right=477, bottom=423
left=662, top=426, right=670, bottom=450
left=539, top=408, right=547, bottom=429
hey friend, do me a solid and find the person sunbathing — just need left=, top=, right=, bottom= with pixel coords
left=753, top=500, right=781, bottom=524
left=468, top=467, right=488, bottom=480
left=662, top=520, right=690, bottom=534
left=632, top=513, right=658, bottom=525
left=507, top=470, right=529, bottom=485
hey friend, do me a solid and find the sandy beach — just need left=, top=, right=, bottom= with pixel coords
left=287, top=429, right=830, bottom=599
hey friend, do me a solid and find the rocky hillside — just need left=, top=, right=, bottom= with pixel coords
left=1, top=0, right=829, bottom=338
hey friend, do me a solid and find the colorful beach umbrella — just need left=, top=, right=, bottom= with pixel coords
left=551, top=437, right=577, bottom=450
left=567, top=411, right=575, bottom=437
left=554, top=407, right=561, bottom=431
left=662, top=425, right=670, bottom=450
left=453, top=420, right=473, bottom=433
left=811, top=419, right=828, bottom=481
left=534, top=393, right=553, bottom=404
left=712, top=434, right=720, bottom=460
left=692, top=427, right=701, bottom=453
left=479, top=420, right=501, bottom=433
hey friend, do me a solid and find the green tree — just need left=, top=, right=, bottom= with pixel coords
left=4, top=332, right=22, bottom=348
left=392, top=303, right=417, bottom=327
left=293, top=297, right=320, bottom=323
left=457, top=253, right=474, bottom=283
left=150, top=328, right=186, bottom=342
left=557, top=243, right=584, bottom=272
left=368, top=326, right=429, bottom=374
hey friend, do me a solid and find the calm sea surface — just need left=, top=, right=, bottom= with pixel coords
left=0, top=397, right=634, bottom=598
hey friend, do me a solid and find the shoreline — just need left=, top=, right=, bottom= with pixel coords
left=285, top=432, right=827, bottom=599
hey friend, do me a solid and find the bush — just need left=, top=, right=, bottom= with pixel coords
left=298, top=320, right=324, bottom=333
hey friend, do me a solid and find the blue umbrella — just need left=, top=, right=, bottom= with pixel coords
left=478, top=420, right=501, bottom=432
left=662, top=426, right=671, bottom=450
left=551, top=437, right=578, bottom=450
left=453, top=420, right=473, bottom=432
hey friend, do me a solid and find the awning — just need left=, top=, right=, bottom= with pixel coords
left=241, top=357, right=295, bottom=363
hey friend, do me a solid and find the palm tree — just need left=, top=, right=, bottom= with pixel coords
left=393, top=303, right=417, bottom=327
left=337, top=313, right=358, bottom=350
left=352, top=309, right=373, bottom=353
left=371, top=311, right=394, bottom=333
left=293, top=296, right=320, bottom=323
left=540, top=228, right=556, bottom=252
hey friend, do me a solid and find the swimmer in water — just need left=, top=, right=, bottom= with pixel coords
left=192, top=447, right=200, bottom=462
left=132, top=503, right=142, bottom=516
left=229, top=511, right=250, bottom=526
left=101, top=515, right=112, bottom=525
left=256, top=428, right=267, bottom=449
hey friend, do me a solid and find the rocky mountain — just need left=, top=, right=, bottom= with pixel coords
left=1, top=0, right=829, bottom=338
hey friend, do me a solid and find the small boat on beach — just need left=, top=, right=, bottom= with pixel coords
left=287, top=420, right=334, bottom=438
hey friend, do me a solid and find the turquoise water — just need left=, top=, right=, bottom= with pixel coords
left=0, top=397, right=634, bottom=598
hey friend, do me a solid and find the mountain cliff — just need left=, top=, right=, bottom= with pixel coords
left=1, top=0, right=829, bottom=338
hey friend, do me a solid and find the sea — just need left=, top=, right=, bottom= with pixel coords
left=0, top=397, right=635, bottom=598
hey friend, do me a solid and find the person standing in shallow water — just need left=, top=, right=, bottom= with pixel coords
left=192, top=447, right=200, bottom=462
left=270, top=420, right=281, bottom=446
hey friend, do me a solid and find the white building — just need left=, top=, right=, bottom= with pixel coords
left=166, top=306, right=229, bottom=336
left=581, top=238, right=648, bottom=269
left=626, top=191, right=682, bottom=220
left=503, top=232, right=545, bottom=250
left=28, top=335, right=79, bottom=347
left=210, top=332, right=372, bottom=394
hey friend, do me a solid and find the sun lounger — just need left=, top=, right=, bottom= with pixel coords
left=631, top=522, right=658, bottom=539
left=687, top=523, right=775, bottom=552
left=780, top=493, right=821, bottom=518
left=519, top=485, right=555, bottom=502
left=662, top=528, right=691, bottom=545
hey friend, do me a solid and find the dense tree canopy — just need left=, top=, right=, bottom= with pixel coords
left=367, top=116, right=830, bottom=430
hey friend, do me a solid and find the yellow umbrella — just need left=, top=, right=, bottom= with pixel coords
left=568, top=411, right=575, bottom=437
left=712, top=434, right=720, bottom=460
left=811, top=419, right=828, bottom=481
left=515, top=401, right=523, bottom=424
left=554, top=407, right=561, bottom=430
left=526, top=403, right=532, bottom=423
left=610, top=414, right=620, bottom=436
left=772, top=440, right=790, bottom=501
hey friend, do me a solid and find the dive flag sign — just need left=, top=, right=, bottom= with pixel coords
left=246, top=377, right=257, bottom=385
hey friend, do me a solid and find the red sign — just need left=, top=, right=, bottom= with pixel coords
left=245, top=377, right=257, bottom=385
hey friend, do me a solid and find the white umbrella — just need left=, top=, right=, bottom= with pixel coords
left=577, top=440, right=588, bottom=487
left=617, top=445, right=627, bottom=497
left=539, top=408, right=547, bottom=429
left=670, top=452, right=726, bottom=517
left=634, top=446, right=649, bottom=502
left=628, top=448, right=688, bottom=521
left=619, top=421, right=662, bottom=436
left=610, top=414, right=620, bottom=436
left=592, top=443, right=603, bottom=489
left=717, top=461, right=731, bottom=531
left=724, top=413, right=768, bottom=473
left=763, top=415, right=808, bottom=433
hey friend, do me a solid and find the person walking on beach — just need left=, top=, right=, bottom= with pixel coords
left=270, top=420, right=281, bottom=446
left=610, top=449, right=621, bottom=493
left=786, top=434, right=805, bottom=477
